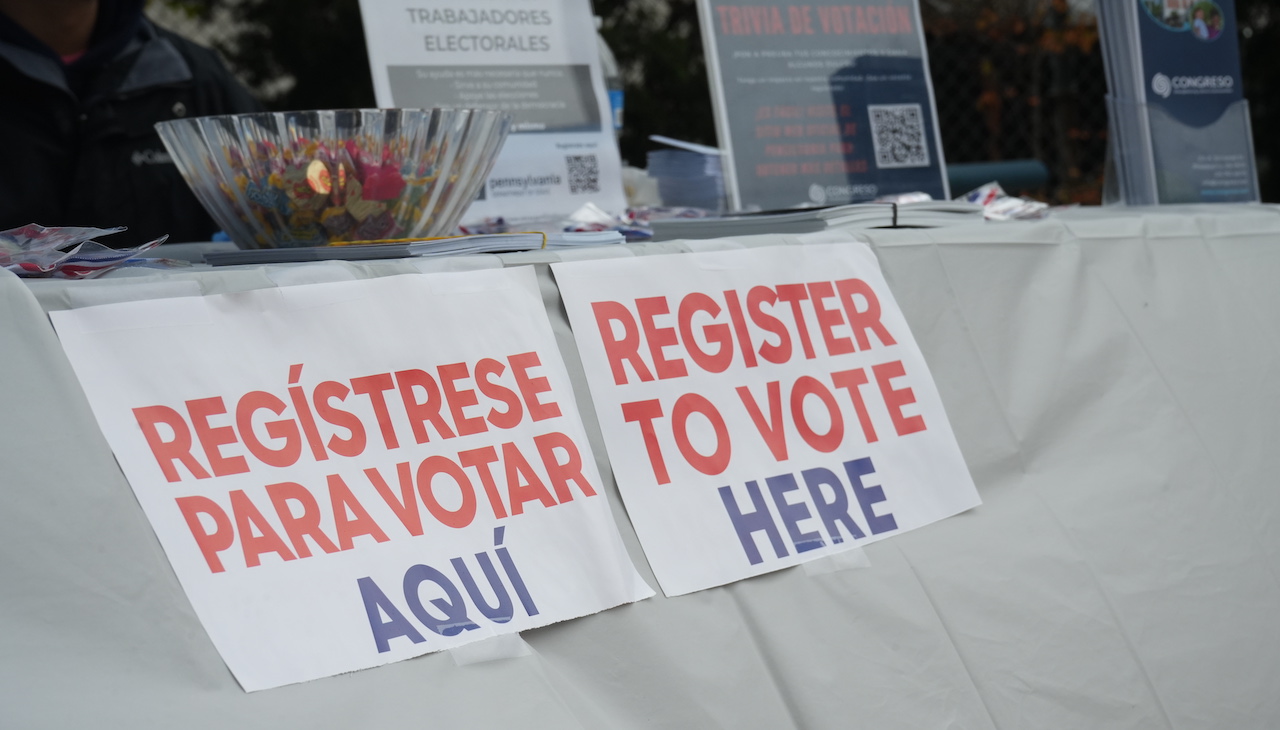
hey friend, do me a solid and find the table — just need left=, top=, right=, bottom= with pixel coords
left=4, top=205, right=1280, bottom=728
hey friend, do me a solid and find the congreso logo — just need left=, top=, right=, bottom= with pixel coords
left=1152, top=72, right=1234, bottom=99
left=808, top=182, right=878, bottom=205
left=1151, top=73, right=1172, bottom=98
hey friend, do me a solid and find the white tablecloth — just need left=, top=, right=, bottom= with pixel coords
left=4, top=205, right=1280, bottom=728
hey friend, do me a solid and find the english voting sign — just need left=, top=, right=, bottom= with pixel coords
left=553, top=244, right=979, bottom=596
left=50, top=268, right=652, bottom=691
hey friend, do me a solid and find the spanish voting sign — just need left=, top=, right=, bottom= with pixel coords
left=49, top=268, right=652, bottom=691
left=697, top=0, right=949, bottom=210
left=552, top=244, right=979, bottom=596
left=358, top=0, right=627, bottom=221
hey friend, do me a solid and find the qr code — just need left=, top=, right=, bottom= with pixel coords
left=867, top=104, right=930, bottom=169
left=567, top=154, right=600, bottom=194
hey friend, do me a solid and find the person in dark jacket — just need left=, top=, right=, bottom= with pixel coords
left=0, top=0, right=262, bottom=246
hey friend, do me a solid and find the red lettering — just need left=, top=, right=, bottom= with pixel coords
left=592, top=300, right=654, bottom=385
left=186, top=397, right=249, bottom=478
left=678, top=292, right=733, bottom=373
left=351, top=373, right=400, bottom=449
left=175, top=495, right=231, bottom=572
left=312, top=381, right=366, bottom=458
left=328, top=474, right=390, bottom=549
left=235, top=392, right=301, bottom=468
left=788, top=5, right=813, bottom=33
left=396, top=369, right=457, bottom=443
left=438, top=362, right=487, bottom=436
left=873, top=360, right=926, bottom=436
left=365, top=462, right=425, bottom=535
left=265, top=481, right=340, bottom=558
left=790, top=376, right=844, bottom=452
left=747, top=285, right=792, bottom=364
left=459, top=446, right=508, bottom=519
left=288, top=364, right=329, bottom=461
left=474, top=358, right=523, bottom=429
left=817, top=5, right=836, bottom=32
left=715, top=5, right=733, bottom=33
left=534, top=431, right=597, bottom=503
left=807, top=281, right=854, bottom=355
left=415, top=456, right=477, bottom=529
left=836, top=278, right=897, bottom=350
left=736, top=381, right=788, bottom=460
left=775, top=284, right=817, bottom=359
left=722, top=289, right=759, bottom=367
left=883, top=4, right=898, bottom=32
left=134, top=405, right=210, bottom=482
left=636, top=296, right=689, bottom=380
left=832, top=368, right=878, bottom=443
left=671, top=393, right=731, bottom=476
left=230, top=489, right=296, bottom=568
left=510, top=351, right=561, bottom=421
left=622, top=399, right=670, bottom=485
left=503, top=441, right=557, bottom=515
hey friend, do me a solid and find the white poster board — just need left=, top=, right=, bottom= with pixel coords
left=49, top=268, right=652, bottom=691
left=358, top=0, right=627, bottom=222
left=553, top=244, right=979, bottom=596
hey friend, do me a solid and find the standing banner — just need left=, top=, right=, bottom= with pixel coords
left=553, top=244, right=979, bottom=596
left=1096, top=0, right=1258, bottom=204
left=49, top=268, right=652, bottom=691
left=697, top=0, right=949, bottom=210
left=358, top=0, right=628, bottom=221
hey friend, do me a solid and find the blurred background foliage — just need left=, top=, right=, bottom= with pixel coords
left=149, top=0, right=1276, bottom=203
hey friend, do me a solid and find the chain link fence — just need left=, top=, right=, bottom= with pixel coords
left=923, top=2, right=1109, bottom=203
left=149, top=0, right=1272, bottom=204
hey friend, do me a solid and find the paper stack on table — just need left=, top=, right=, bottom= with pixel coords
left=202, top=233, right=547, bottom=266
left=648, top=200, right=983, bottom=241
left=646, top=136, right=726, bottom=213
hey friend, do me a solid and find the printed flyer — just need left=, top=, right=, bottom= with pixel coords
left=50, top=268, right=652, bottom=691
left=553, top=244, right=980, bottom=596
left=697, top=0, right=949, bottom=210
left=358, top=0, right=627, bottom=220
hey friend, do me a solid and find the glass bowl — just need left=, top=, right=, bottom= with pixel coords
left=156, top=108, right=511, bottom=248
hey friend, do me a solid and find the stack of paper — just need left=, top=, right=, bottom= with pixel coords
left=648, top=200, right=983, bottom=241
left=545, top=231, right=626, bottom=248
left=203, top=233, right=546, bottom=266
left=646, top=136, right=726, bottom=212
left=651, top=204, right=888, bottom=240
left=1097, top=0, right=1258, bottom=204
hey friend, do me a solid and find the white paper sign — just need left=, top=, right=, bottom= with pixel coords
left=358, top=0, right=627, bottom=221
left=50, top=268, right=652, bottom=691
left=553, top=244, right=980, bottom=596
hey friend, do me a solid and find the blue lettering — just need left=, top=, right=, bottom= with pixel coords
left=357, top=575, right=426, bottom=653
left=403, top=564, right=480, bottom=637
left=801, top=467, right=865, bottom=543
left=845, top=457, right=897, bottom=535
left=765, top=473, right=824, bottom=553
left=451, top=550, right=514, bottom=623
left=718, top=480, right=789, bottom=565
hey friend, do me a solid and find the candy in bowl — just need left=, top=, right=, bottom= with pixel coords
left=156, top=108, right=511, bottom=248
